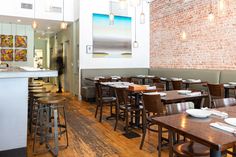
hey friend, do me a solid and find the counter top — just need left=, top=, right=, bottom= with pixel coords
left=0, top=66, right=58, bottom=78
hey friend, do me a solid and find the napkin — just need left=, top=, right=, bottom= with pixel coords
left=187, top=79, right=201, bottom=83
left=146, top=86, right=157, bottom=90
left=210, top=122, right=236, bottom=133
left=187, top=92, right=201, bottom=96
left=160, top=77, right=167, bottom=80
left=201, top=108, right=228, bottom=118
left=171, top=77, right=182, bottom=81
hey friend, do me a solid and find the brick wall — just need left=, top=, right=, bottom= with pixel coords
left=150, top=0, right=236, bottom=70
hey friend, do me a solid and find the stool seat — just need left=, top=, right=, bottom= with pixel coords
left=173, top=141, right=210, bottom=157
left=33, top=93, right=58, bottom=98
left=29, top=89, right=50, bottom=94
left=38, top=96, right=65, bottom=104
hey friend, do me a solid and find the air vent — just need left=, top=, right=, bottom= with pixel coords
left=21, top=3, right=33, bottom=9
left=48, top=6, right=62, bottom=13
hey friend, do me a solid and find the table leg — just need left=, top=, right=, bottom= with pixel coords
left=168, top=130, right=174, bottom=157
left=225, top=88, right=229, bottom=98
left=166, top=82, right=170, bottom=91
left=233, top=144, right=236, bottom=157
left=185, top=83, right=189, bottom=89
left=158, top=125, right=162, bottom=157
left=142, top=78, right=145, bottom=85
left=210, top=149, right=221, bottom=157
left=134, top=93, right=140, bottom=127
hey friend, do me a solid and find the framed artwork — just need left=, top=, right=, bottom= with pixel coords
left=1, top=49, right=13, bottom=61
left=1, top=35, right=13, bottom=47
left=15, top=49, right=27, bottom=61
left=15, top=35, right=27, bottom=48
left=93, top=13, right=132, bottom=58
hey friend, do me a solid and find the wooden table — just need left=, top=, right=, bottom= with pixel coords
left=153, top=106, right=236, bottom=157
left=131, top=75, right=155, bottom=85
left=161, top=90, right=207, bottom=108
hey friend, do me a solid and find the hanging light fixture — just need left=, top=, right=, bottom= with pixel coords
left=133, top=7, right=139, bottom=48
left=32, top=0, right=37, bottom=29
left=109, top=1, right=114, bottom=25
left=60, top=0, right=68, bottom=29
left=208, top=0, right=215, bottom=22
left=119, top=0, right=127, bottom=9
left=130, top=0, right=141, bottom=7
left=140, top=0, right=145, bottom=24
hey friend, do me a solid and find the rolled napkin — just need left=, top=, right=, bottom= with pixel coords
left=187, top=79, right=201, bottom=83
left=160, top=77, right=167, bottom=80
left=201, top=108, right=228, bottom=118
left=210, top=122, right=236, bottom=133
left=171, top=77, right=182, bottom=81
left=187, top=92, right=201, bottom=97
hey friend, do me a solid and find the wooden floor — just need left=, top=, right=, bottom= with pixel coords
left=27, top=92, right=169, bottom=157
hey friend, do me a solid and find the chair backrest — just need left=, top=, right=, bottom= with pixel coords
left=214, top=98, right=236, bottom=108
left=154, top=83, right=165, bottom=92
left=142, top=94, right=164, bottom=116
left=115, top=88, right=129, bottom=106
left=207, top=83, right=224, bottom=99
left=152, top=77, right=161, bottom=84
left=121, top=77, right=132, bottom=82
left=165, top=102, right=194, bottom=115
left=172, top=80, right=182, bottom=90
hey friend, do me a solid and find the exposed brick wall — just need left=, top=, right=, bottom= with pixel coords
left=150, top=0, right=236, bottom=70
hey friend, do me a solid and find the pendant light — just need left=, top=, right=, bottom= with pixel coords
left=60, top=0, right=68, bottom=29
left=109, top=1, right=114, bottom=25
left=140, top=0, right=145, bottom=24
left=133, top=7, right=139, bottom=48
left=208, top=0, right=215, bottom=22
left=32, top=0, right=37, bottom=29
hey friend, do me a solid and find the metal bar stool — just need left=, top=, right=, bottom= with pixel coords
left=33, top=96, right=68, bottom=156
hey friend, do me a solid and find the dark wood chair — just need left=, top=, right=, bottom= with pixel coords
left=152, top=77, right=161, bottom=84
left=140, top=93, right=165, bottom=149
left=172, top=80, right=182, bottom=90
left=207, top=83, right=224, bottom=108
left=94, top=80, right=116, bottom=122
left=120, top=77, right=132, bottom=82
left=114, top=88, right=144, bottom=134
left=165, top=102, right=194, bottom=115
left=154, top=83, right=165, bottom=92
left=214, top=98, right=236, bottom=108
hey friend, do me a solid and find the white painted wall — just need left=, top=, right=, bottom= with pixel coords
left=0, top=0, right=74, bottom=21
left=79, top=0, right=150, bottom=69
left=0, top=23, right=34, bottom=67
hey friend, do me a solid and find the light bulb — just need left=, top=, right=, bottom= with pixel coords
left=60, top=22, right=68, bottom=29
left=133, top=41, right=139, bottom=48
left=119, top=0, right=127, bottom=9
left=181, top=31, right=187, bottom=41
left=140, top=12, right=145, bottom=24
left=208, top=12, right=215, bottom=22
left=130, top=0, right=141, bottom=7
left=109, top=13, right=114, bottom=25
left=32, top=20, right=37, bottom=29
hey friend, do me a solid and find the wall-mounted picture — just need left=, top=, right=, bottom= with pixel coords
left=1, top=49, right=13, bottom=61
left=1, top=35, right=13, bottom=47
left=15, top=49, right=27, bottom=61
left=93, top=13, right=132, bottom=58
left=15, top=35, right=27, bottom=48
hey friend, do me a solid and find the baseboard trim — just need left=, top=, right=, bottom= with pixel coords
left=0, top=147, right=26, bottom=157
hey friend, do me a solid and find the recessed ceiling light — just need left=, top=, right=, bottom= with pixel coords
left=47, top=27, right=51, bottom=30
left=17, top=19, right=21, bottom=22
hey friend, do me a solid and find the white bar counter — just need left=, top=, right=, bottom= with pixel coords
left=0, top=66, right=57, bottom=156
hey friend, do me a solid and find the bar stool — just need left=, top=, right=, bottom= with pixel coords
left=33, top=96, right=68, bottom=156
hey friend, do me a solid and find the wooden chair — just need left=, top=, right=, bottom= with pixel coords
left=214, top=98, right=236, bottom=108
left=165, top=102, right=194, bottom=115
left=114, top=88, right=144, bottom=135
left=140, top=93, right=165, bottom=149
left=172, top=80, right=182, bottom=90
left=120, top=77, right=132, bottom=82
left=207, top=83, right=224, bottom=108
left=94, top=81, right=116, bottom=122
left=154, top=83, right=165, bottom=92
left=152, top=77, right=161, bottom=84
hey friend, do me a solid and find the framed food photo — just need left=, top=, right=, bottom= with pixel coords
left=15, top=49, right=27, bottom=61
left=1, top=49, right=13, bottom=61
left=15, top=35, right=27, bottom=48
left=1, top=35, right=13, bottom=47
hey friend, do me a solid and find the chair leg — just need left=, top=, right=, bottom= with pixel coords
left=114, top=105, right=119, bottom=131
left=140, top=110, right=147, bottom=149
left=125, top=111, right=129, bottom=134
left=99, top=103, right=103, bottom=122
left=95, top=101, right=99, bottom=118
left=62, top=105, right=69, bottom=147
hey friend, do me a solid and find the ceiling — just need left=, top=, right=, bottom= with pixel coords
left=0, top=15, right=72, bottom=40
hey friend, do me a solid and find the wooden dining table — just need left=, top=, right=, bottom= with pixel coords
left=153, top=106, right=236, bottom=157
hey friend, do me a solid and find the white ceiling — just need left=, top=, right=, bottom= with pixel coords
left=0, top=15, right=72, bottom=39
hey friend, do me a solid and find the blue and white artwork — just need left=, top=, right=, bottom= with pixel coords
left=93, top=13, right=132, bottom=58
